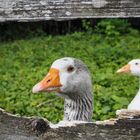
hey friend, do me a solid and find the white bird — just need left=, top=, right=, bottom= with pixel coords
left=32, top=57, right=93, bottom=122
left=117, top=59, right=140, bottom=111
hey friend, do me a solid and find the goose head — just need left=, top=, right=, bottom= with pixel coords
left=32, top=57, right=93, bottom=121
left=117, top=59, right=140, bottom=76
left=117, top=59, right=140, bottom=111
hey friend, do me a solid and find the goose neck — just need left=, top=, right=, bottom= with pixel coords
left=64, top=93, right=93, bottom=122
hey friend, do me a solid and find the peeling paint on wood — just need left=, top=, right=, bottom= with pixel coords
left=0, top=0, right=140, bottom=22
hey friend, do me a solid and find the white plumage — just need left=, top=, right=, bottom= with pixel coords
left=32, top=57, right=93, bottom=121
left=117, top=59, right=140, bottom=111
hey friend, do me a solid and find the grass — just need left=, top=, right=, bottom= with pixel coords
left=0, top=19, right=140, bottom=123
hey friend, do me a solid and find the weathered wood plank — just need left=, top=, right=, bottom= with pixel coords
left=1, top=108, right=140, bottom=140
left=0, top=0, right=140, bottom=22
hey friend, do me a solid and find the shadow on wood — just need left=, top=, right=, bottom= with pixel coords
left=1, top=108, right=140, bottom=140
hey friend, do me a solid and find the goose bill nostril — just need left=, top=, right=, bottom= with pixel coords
left=47, top=79, right=51, bottom=83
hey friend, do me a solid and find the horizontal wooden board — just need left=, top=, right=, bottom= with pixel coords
left=0, top=0, right=140, bottom=22
left=1, top=108, right=140, bottom=140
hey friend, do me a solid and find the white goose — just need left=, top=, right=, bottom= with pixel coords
left=32, top=57, right=93, bottom=122
left=117, top=59, right=140, bottom=111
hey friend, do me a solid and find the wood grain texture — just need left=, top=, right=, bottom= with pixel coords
left=1, top=108, right=140, bottom=140
left=0, top=0, right=140, bottom=22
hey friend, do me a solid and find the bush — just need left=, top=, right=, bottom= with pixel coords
left=0, top=19, right=140, bottom=123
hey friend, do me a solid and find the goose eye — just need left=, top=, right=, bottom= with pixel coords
left=135, top=63, right=139, bottom=65
left=67, top=66, right=74, bottom=73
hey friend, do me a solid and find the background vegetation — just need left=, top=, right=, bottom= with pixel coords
left=0, top=19, right=140, bottom=123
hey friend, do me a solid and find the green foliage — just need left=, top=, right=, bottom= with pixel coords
left=95, top=19, right=131, bottom=35
left=0, top=19, right=140, bottom=123
left=82, top=19, right=93, bottom=33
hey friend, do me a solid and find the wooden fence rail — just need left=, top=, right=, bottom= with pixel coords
left=1, top=108, right=140, bottom=140
left=0, top=0, right=140, bottom=22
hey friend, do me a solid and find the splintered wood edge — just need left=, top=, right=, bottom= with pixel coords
left=116, top=109, right=140, bottom=119
left=0, top=108, right=49, bottom=122
left=95, top=118, right=117, bottom=125
left=1, top=108, right=140, bottom=128
left=0, top=108, right=116, bottom=127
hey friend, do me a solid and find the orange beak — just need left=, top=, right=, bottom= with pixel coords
left=32, top=68, right=62, bottom=93
left=117, top=64, right=131, bottom=73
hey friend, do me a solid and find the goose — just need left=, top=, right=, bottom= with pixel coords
left=32, top=57, right=93, bottom=122
left=117, top=59, right=140, bottom=111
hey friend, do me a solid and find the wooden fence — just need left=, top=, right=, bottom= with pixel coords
left=0, top=0, right=140, bottom=22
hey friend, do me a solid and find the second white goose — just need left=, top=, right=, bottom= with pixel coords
left=117, top=59, right=140, bottom=111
